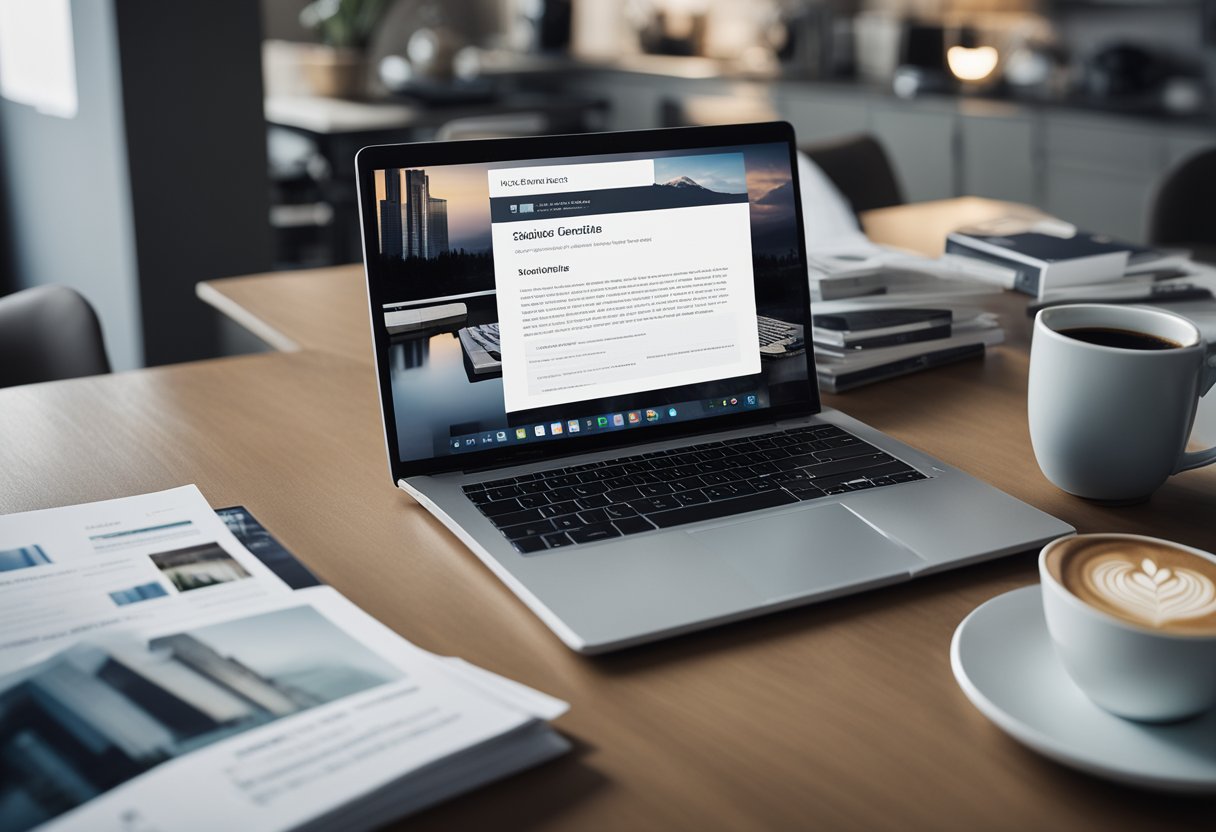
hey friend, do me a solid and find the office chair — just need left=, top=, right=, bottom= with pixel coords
left=1149, top=146, right=1216, bottom=264
left=800, top=134, right=904, bottom=216
left=0, top=285, right=111, bottom=388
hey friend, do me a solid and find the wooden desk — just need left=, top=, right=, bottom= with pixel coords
left=5, top=199, right=1214, bottom=828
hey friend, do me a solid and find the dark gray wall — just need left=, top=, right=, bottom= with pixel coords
left=114, top=0, right=272, bottom=365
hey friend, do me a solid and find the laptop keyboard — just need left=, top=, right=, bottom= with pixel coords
left=461, top=424, right=926, bottom=554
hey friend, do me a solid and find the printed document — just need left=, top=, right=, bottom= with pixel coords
left=0, top=486, right=568, bottom=832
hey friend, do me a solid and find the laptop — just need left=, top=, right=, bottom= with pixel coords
left=355, top=122, right=1072, bottom=654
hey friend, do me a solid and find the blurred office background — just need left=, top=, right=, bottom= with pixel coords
left=1, top=0, right=1214, bottom=372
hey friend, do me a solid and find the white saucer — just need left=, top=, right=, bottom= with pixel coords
left=951, top=585, right=1216, bottom=793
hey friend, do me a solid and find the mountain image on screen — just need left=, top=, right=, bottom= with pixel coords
left=646, top=175, right=746, bottom=209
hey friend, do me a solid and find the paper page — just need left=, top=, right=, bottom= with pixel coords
left=0, top=488, right=569, bottom=832
left=6, top=588, right=553, bottom=832
left=437, top=657, right=570, bottom=721
left=0, top=486, right=298, bottom=670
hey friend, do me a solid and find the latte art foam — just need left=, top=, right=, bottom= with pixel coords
left=1047, top=536, right=1216, bottom=634
left=1084, top=557, right=1216, bottom=627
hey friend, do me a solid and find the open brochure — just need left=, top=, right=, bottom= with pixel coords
left=0, top=487, right=569, bottom=832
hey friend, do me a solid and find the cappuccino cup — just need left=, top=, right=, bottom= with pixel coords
left=1028, top=304, right=1216, bottom=502
left=1040, top=533, right=1216, bottom=722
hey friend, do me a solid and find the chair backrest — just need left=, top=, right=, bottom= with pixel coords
left=800, top=134, right=904, bottom=216
left=1149, top=146, right=1216, bottom=248
left=0, top=285, right=111, bottom=388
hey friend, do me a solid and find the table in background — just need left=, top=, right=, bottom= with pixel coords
left=5, top=198, right=1215, bottom=829
left=266, top=92, right=608, bottom=266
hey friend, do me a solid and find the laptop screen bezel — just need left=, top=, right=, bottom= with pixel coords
left=355, top=122, right=820, bottom=482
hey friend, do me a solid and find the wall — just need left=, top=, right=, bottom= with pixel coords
left=0, top=0, right=273, bottom=369
left=0, top=0, right=142, bottom=370
left=113, top=1, right=272, bottom=366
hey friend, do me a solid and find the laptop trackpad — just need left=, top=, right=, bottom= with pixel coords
left=686, top=503, right=924, bottom=602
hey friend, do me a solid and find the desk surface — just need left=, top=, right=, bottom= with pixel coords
left=6, top=198, right=1215, bottom=828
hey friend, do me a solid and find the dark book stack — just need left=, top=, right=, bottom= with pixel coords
left=812, top=308, right=1004, bottom=393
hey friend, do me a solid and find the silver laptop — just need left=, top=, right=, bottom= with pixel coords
left=355, top=123, right=1071, bottom=654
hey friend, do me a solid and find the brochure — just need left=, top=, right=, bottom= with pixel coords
left=0, top=486, right=569, bottom=832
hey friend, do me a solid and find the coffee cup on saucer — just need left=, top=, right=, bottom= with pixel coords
left=1028, top=304, right=1216, bottom=502
left=1040, top=533, right=1216, bottom=722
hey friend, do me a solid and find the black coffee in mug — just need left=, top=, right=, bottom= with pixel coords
left=1060, top=326, right=1181, bottom=351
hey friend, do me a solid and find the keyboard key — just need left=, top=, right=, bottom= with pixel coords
left=467, top=491, right=494, bottom=505
left=515, top=495, right=549, bottom=509
left=606, top=485, right=644, bottom=503
left=748, top=478, right=783, bottom=492
left=614, top=516, right=656, bottom=535
left=551, top=515, right=585, bottom=532
left=648, top=490, right=797, bottom=529
left=462, top=483, right=486, bottom=494
left=543, top=532, right=574, bottom=548
left=578, top=508, right=609, bottom=524
left=539, top=501, right=578, bottom=518
left=485, top=486, right=523, bottom=501
left=576, top=494, right=612, bottom=509
left=568, top=523, right=622, bottom=544
left=637, top=482, right=674, bottom=497
left=501, top=519, right=556, bottom=539
left=481, top=499, right=523, bottom=517
left=891, top=471, right=927, bottom=483
left=801, top=454, right=892, bottom=480
left=512, top=536, right=547, bottom=554
left=673, top=490, right=710, bottom=506
left=627, top=495, right=682, bottom=514
left=490, top=508, right=544, bottom=529
left=518, top=481, right=548, bottom=494
left=812, top=460, right=913, bottom=489
left=786, top=484, right=826, bottom=501
left=604, top=504, right=639, bottom=520
left=665, top=476, right=702, bottom=492
left=572, top=482, right=608, bottom=498
left=812, top=443, right=881, bottom=462
left=703, top=481, right=757, bottom=501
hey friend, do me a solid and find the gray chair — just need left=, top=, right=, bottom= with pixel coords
left=801, top=134, right=904, bottom=216
left=1149, top=146, right=1216, bottom=265
left=0, top=285, right=111, bottom=388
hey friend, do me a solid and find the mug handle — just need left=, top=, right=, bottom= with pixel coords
left=1174, top=347, right=1216, bottom=473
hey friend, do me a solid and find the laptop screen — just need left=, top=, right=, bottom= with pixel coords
left=358, top=124, right=817, bottom=479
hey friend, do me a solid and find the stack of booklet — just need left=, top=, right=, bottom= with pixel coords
left=813, top=307, right=1003, bottom=393
left=944, top=215, right=1191, bottom=301
left=0, top=486, right=569, bottom=832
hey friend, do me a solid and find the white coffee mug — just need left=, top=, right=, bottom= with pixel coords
left=1028, top=304, right=1216, bottom=502
left=1040, top=533, right=1216, bottom=722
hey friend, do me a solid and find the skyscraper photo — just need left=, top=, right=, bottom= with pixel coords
left=378, top=169, right=450, bottom=260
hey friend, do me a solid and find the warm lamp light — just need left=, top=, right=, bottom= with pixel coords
left=947, top=44, right=999, bottom=82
